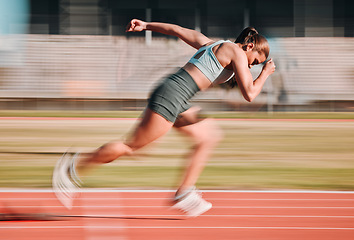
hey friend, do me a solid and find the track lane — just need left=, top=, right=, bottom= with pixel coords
left=1, top=190, right=354, bottom=240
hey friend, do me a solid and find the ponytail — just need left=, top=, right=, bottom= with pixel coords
left=235, top=27, right=259, bottom=45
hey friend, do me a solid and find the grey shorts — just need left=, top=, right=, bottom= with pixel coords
left=148, top=68, right=200, bottom=123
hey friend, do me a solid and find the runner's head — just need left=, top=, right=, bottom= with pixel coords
left=235, top=27, right=269, bottom=68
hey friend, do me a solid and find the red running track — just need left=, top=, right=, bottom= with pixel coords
left=1, top=190, right=354, bottom=240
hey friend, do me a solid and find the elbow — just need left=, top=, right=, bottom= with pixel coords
left=244, top=92, right=256, bottom=102
left=240, top=86, right=257, bottom=102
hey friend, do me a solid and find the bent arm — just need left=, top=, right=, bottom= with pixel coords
left=126, top=19, right=212, bottom=49
left=232, top=52, right=275, bottom=102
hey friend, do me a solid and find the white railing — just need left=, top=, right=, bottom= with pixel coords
left=1, top=35, right=353, bottom=106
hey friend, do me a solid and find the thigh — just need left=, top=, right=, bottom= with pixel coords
left=173, top=106, right=205, bottom=128
left=125, top=108, right=174, bottom=150
left=173, top=107, right=221, bottom=142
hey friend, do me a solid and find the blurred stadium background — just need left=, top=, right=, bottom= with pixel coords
left=0, top=1, right=354, bottom=190
left=1, top=0, right=353, bottom=112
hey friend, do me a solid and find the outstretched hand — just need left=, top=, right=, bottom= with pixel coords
left=262, top=58, right=276, bottom=75
left=126, top=19, right=147, bottom=32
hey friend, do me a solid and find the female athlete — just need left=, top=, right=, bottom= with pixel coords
left=53, top=19, right=276, bottom=217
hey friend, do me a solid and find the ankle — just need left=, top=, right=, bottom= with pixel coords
left=175, top=186, right=195, bottom=200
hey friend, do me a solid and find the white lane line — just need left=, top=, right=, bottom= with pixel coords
left=82, top=193, right=128, bottom=240
left=41, top=214, right=354, bottom=218
left=1, top=189, right=354, bottom=194
left=0, top=226, right=353, bottom=230
left=1, top=198, right=353, bottom=201
left=3, top=214, right=354, bottom=218
left=103, top=215, right=354, bottom=218
left=4, top=206, right=354, bottom=209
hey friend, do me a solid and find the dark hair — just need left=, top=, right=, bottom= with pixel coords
left=235, top=27, right=258, bottom=44
left=221, top=27, right=269, bottom=89
left=235, top=27, right=269, bottom=59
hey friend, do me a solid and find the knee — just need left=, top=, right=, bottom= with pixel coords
left=210, top=126, right=224, bottom=146
left=99, top=141, right=133, bottom=163
left=106, top=141, right=134, bottom=155
left=198, top=126, right=223, bottom=147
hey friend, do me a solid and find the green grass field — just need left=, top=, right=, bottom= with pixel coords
left=0, top=111, right=353, bottom=190
left=1, top=110, right=354, bottom=119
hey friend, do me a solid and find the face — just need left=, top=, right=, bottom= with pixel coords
left=243, top=43, right=267, bottom=69
left=246, top=50, right=266, bottom=69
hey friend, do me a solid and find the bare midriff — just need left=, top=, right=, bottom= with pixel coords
left=182, top=63, right=213, bottom=91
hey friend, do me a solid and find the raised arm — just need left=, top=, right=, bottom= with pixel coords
left=231, top=48, right=275, bottom=102
left=126, top=19, right=212, bottom=49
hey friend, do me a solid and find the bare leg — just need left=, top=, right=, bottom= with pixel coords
left=77, top=108, right=173, bottom=174
left=173, top=107, right=223, bottom=195
left=54, top=108, right=173, bottom=210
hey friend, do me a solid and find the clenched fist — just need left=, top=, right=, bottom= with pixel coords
left=126, top=19, right=147, bottom=32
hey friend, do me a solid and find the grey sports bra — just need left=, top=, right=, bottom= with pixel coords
left=188, top=40, right=233, bottom=82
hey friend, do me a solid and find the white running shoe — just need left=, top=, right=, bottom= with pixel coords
left=171, top=187, right=212, bottom=217
left=69, top=152, right=82, bottom=186
left=52, top=151, right=81, bottom=209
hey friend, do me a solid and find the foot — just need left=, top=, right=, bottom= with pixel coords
left=69, top=152, right=83, bottom=186
left=171, top=187, right=212, bottom=217
left=52, top=151, right=82, bottom=209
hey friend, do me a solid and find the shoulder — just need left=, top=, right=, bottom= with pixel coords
left=223, top=42, right=243, bottom=54
left=201, top=40, right=216, bottom=48
left=219, top=41, right=247, bottom=62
